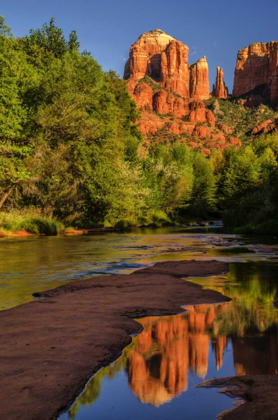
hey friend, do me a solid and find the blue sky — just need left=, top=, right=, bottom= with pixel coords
left=2, top=0, right=278, bottom=91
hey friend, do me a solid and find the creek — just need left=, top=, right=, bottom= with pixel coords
left=1, top=227, right=277, bottom=419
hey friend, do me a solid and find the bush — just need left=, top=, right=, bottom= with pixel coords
left=150, top=210, right=172, bottom=226
left=114, top=218, right=137, bottom=231
left=235, top=220, right=278, bottom=235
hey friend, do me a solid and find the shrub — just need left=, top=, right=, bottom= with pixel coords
left=114, top=218, right=137, bottom=231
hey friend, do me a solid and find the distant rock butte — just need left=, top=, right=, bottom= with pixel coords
left=124, top=29, right=210, bottom=100
left=124, top=30, right=243, bottom=155
left=233, top=41, right=278, bottom=107
left=124, top=31, right=278, bottom=154
left=212, top=67, right=228, bottom=99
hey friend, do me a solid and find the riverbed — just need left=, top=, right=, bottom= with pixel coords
left=1, top=227, right=277, bottom=419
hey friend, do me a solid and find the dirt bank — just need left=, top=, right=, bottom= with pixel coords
left=0, top=260, right=229, bottom=420
left=197, top=375, right=278, bottom=419
left=0, top=230, right=36, bottom=238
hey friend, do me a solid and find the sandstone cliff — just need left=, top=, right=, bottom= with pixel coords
left=124, top=29, right=210, bottom=100
left=212, top=67, right=228, bottom=99
left=233, top=41, right=278, bottom=107
left=123, top=30, right=278, bottom=155
left=189, top=57, right=210, bottom=100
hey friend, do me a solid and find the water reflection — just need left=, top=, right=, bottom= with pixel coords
left=0, top=230, right=245, bottom=310
left=63, top=262, right=278, bottom=419
left=127, top=307, right=221, bottom=406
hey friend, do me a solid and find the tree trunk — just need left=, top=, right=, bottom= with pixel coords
left=0, top=182, right=18, bottom=209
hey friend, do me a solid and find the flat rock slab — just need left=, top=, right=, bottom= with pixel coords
left=0, top=260, right=229, bottom=420
left=197, top=375, right=278, bottom=420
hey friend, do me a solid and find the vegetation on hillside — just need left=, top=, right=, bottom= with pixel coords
left=205, top=98, right=276, bottom=140
left=0, top=17, right=278, bottom=234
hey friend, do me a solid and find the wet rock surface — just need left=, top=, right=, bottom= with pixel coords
left=0, top=259, right=229, bottom=420
left=197, top=375, right=278, bottom=420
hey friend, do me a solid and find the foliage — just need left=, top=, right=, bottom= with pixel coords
left=0, top=16, right=278, bottom=233
left=216, top=134, right=278, bottom=231
left=204, top=98, right=275, bottom=141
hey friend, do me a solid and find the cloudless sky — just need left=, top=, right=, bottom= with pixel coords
left=2, top=0, right=278, bottom=91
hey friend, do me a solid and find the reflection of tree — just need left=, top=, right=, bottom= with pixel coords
left=67, top=262, right=278, bottom=418
left=193, top=263, right=278, bottom=337
left=68, top=346, right=134, bottom=418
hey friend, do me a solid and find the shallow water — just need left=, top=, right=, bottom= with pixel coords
left=0, top=226, right=249, bottom=310
left=1, top=227, right=278, bottom=419
left=59, top=261, right=278, bottom=420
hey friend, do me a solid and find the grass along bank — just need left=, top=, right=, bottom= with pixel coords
left=0, top=211, right=65, bottom=236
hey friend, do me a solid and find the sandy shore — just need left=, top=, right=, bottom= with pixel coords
left=0, top=259, right=229, bottom=420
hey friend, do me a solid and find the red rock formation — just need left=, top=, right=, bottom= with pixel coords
left=123, top=30, right=252, bottom=155
left=189, top=57, right=210, bottom=100
left=251, top=114, right=278, bottom=135
left=217, top=123, right=233, bottom=134
left=128, top=82, right=154, bottom=111
left=213, top=67, right=228, bottom=99
left=124, top=29, right=210, bottom=100
left=152, top=89, right=189, bottom=117
left=161, top=40, right=190, bottom=97
left=233, top=41, right=278, bottom=107
left=188, top=100, right=207, bottom=123
left=124, top=29, right=176, bottom=81
left=188, top=101, right=215, bottom=125
left=139, top=113, right=166, bottom=136
left=227, top=137, right=242, bottom=147
left=206, top=110, right=216, bottom=126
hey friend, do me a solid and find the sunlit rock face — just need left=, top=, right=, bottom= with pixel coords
left=124, top=30, right=243, bottom=155
left=124, top=29, right=210, bottom=100
left=124, top=30, right=176, bottom=81
left=233, top=41, right=278, bottom=107
left=161, top=40, right=190, bottom=97
left=189, top=57, right=210, bottom=100
left=212, top=67, right=228, bottom=99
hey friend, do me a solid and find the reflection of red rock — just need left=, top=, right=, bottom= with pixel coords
left=213, top=335, right=227, bottom=369
left=127, top=315, right=190, bottom=406
left=128, top=350, right=174, bottom=406
left=127, top=305, right=225, bottom=406
left=127, top=302, right=278, bottom=408
left=189, top=334, right=209, bottom=378
left=233, top=41, right=278, bottom=107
